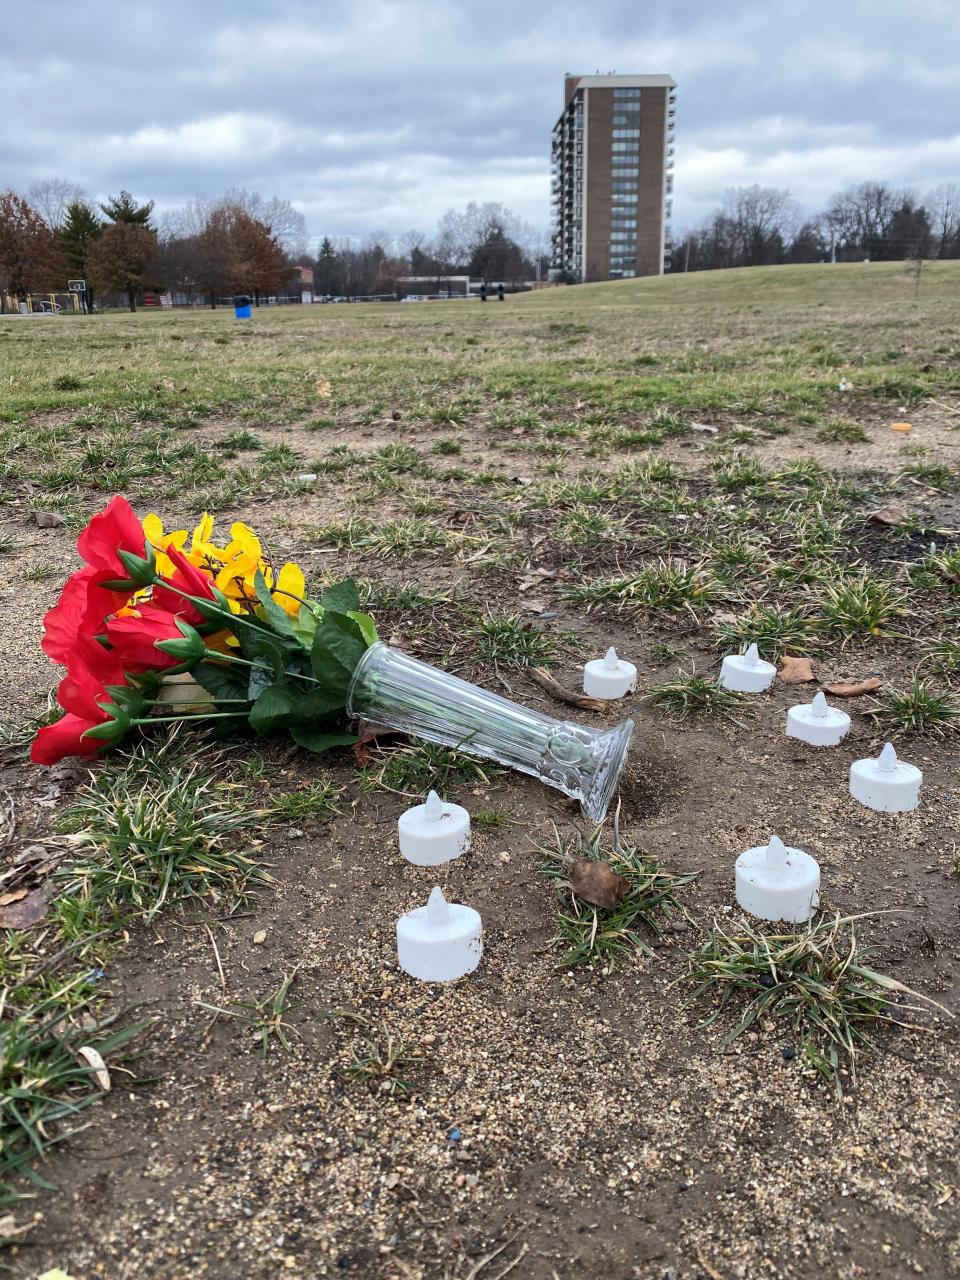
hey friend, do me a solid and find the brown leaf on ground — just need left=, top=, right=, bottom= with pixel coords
left=868, top=504, right=911, bottom=526
left=0, top=889, right=28, bottom=907
left=778, top=655, right=815, bottom=683
left=569, top=860, right=630, bottom=910
left=350, top=723, right=403, bottom=766
left=0, top=884, right=48, bottom=928
left=824, top=677, right=882, bottom=697
left=528, top=667, right=608, bottom=713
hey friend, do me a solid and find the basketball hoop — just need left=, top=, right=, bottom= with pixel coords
left=68, top=279, right=86, bottom=293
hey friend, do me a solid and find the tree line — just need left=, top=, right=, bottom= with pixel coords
left=0, top=178, right=544, bottom=311
left=673, top=181, right=960, bottom=272
left=0, top=179, right=302, bottom=312
left=310, top=203, right=544, bottom=297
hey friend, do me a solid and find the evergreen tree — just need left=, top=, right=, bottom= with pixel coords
left=60, top=200, right=102, bottom=312
left=316, top=236, right=338, bottom=294
left=100, top=190, right=155, bottom=229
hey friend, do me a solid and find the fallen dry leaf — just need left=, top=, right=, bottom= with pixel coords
left=778, top=655, right=815, bottom=683
left=350, top=722, right=403, bottom=765
left=0, top=889, right=28, bottom=907
left=77, top=1045, right=111, bottom=1091
left=868, top=505, right=911, bottom=526
left=890, top=421, right=912, bottom=432
left=569, top=860, right=630, bottom=910
left=824, top=677, right=882, bottom=697
left=528, top=667, right=609, bottom=713
left=0, top=885, right=48, bottom=928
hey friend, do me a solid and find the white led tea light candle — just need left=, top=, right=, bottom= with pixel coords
left=396, top=886, right=482, bottom=982
left=719, top=643, right=776, bottom=693
left=583, top=647, right=637, bottom=700
left=735, top=834, right=820, bottom=924
left=849, top=742, right=922, bottom=813
left=398, top=790, right=471, bottom=866
left=786, top=691, right=851, bottom=747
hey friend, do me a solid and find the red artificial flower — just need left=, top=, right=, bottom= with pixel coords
left=76, top=495, right=146, bottom=573
left=31, top=647, right=127, bottom=765
left=106, top=605, right=185, bottom=674
left=41, top=567, right=132, bottom=665
left=151, top=543, right=219, bottom=625
left=41, top=497, right=145, bottom=666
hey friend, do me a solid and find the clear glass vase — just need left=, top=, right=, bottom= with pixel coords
left=347, top=642, right=634, bottom=823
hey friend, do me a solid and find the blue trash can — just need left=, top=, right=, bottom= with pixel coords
left=234, top=294, right=251, bottom=319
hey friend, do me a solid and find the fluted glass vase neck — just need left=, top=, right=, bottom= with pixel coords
left=347, top=642, right=633, bottom=823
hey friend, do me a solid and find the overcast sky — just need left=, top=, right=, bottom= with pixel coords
left=4, top=0, right=959, bottom=248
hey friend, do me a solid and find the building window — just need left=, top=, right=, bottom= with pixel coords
left=613, top=88, right=641, bottom=99
left=611, top=142, right=640, bottom=153
left=611, top=192, right=638, bottom=203
left=612, top=167, right=639, bottom=178
left=611, top=129, right=640, bottom=139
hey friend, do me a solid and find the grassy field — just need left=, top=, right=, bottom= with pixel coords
left=1, top=261, right=959, bottom=1279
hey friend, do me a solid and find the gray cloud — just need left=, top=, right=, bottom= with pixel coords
left=3, top=0, right=959, bottom=246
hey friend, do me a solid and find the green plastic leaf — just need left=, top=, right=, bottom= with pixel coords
left=319, top=579, right=361, bottom=614
left=249, top=684, right=296, bottom=735
left=293, top=604, right=318, bottom=648
left=192, top=660, right=249, bottom=705
left=247, top=664, right=274, bottom=701
left=347, top=609, right=379, bottom=646
left=236, top=623, right=293, bottom=680
left=289, top=686, right=348, bottom=722
left=290, top=726, right=358, bottom=753
left=310, top=611, right=367, bottom=697
left=252, top=569, right=297, bottom=638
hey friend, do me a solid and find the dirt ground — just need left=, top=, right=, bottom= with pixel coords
left=2, top=276, right=960, bottom=1279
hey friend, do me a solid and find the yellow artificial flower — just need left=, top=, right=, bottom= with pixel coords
left=142, top=513, right=190, bottom=577
left=189, top=512, right=219, bottom=561
left=215, top=550, right=263, bottom=602
left=273, top=562, right=306, bottom=617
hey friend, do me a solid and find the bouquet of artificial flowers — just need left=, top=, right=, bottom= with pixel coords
left=33, top=496, right=377, bottom=764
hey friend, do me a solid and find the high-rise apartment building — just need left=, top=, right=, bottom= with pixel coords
left=551, top=73, right=676, bottom=282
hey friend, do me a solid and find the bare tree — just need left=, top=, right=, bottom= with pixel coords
left=720, top=186, right=798, bottom=266
left=824, top=182, right=904, bottom=259
left=220, top=188, right=307, bottom=253
left=924, top=183, right=960, bottom=258
left=28, top=178, right=85, bottom=231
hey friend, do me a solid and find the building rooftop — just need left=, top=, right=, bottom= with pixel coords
left=559, top=73, right=676, bottom=114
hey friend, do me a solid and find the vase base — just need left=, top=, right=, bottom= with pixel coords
left=581, top=718, right=634, bottom=823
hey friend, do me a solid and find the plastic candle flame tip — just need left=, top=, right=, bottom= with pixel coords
left=603, top=646, right=619, bottom=669
left=879, top=742, right=898, bottom=772
left=744, top=643, right=760, bottom=667
left=426, top=885, right=450, bottom=925
left=765, top=835, right=788, bottom=868
left=424, top=790, right=443, bottom=822
left=811, top=692, right=828, bottom=718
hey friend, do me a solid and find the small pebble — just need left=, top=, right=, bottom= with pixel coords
left=252, top=930, right=267, bottom=945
